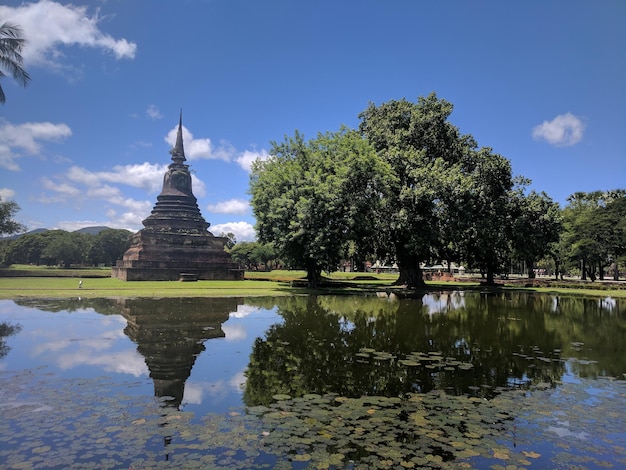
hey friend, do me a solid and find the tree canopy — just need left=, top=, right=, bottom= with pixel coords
left=2, top=228, right=132, bottom=267
left=250, top=127, right=391, bottom=287
left=0, top=197, right=25, bottom=236
left=358, top=93, right=478, bottom=287
left=510, top=189, right=562, bottom=278
left=249, top=93, right=610, bottom=285
left=561, top=190, right=626, bottom=280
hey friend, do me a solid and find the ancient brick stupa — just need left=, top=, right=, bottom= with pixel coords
left=111, top=114, right=243, bottom=281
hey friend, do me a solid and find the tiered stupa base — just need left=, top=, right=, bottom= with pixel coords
left=112, top=230, right=242, bottom=281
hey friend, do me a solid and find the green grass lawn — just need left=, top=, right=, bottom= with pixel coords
left=1, top=267, right=624, bottom=299
left=0, top=269, right=399, bottom=299
left=0, top=277, right=300, bottom=299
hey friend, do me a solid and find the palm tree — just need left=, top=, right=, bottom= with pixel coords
left=0, top=21, right=30, bottom=104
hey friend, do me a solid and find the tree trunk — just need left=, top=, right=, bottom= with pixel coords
left=527, top=258, right=535, bottom=279
left=306, top=262, right=322, bottom=289
left=395, top=253, right=425, bottom=288
left=485, top=264, right=496, bottom=285
left=598, top=261, right=604, bottom=281
left=553, top=256, right=560, bottom=280
left=587, top=267, right=596, bottom=282
left=581, top=259, right=587, bottom=280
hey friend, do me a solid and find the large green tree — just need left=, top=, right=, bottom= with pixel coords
left=358, top=92, right=476, bottom=287
left=511, top=189, right=563, bottom=278
left=456, top=148, right=517, bottom=285
left=602, top=191, right=626, bottom=279
left=229, top=241, right=256, bottom=270
left=0, top=197, right=26, bottom=236
left=562, top=190, right=626, bottom=280
left=250, top=127, right=391, bottom=287
left=43, top=231, right=91, bottom=268
left=87, top=228, right=132, bottom=266
left=5, top=230, right=66, bottom=265
left=229, top=241, right=278, bottom=271
left=0, top=22, right=30, bottom=104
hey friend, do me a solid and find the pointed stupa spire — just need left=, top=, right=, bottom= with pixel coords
left=170, top=110, right=186, bottom=165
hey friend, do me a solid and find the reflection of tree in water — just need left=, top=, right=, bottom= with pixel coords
left=0, top=321, right=21, bottom=359
left=14, top=297, right=124, bottom=315
left=244, top=293, right=624, bottom=406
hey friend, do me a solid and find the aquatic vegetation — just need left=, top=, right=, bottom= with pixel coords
left=1, top=293, right=625, bottom=468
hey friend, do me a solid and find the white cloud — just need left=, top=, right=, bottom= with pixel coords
left=229, top=371, right=246, bottom=392
left=235, top=149, right=269, bottom=172
left=57, top=348, right=148, bottom=377
left=206, top=199, right=250, bottom=215
left=67, top=163, right=167, bottom=193
left=146, top=105, right=162, bottom=120
left=183, top=371, right=246, bottom=406
left=41, top=168, right=154, bottom=228
left=210, top=221, right=256, bottom=241
left=230, top=304, right=262, bottom=319
left=163, top=126, right=268, bottom=171
left=164, top=125, right=234, bottom=161
left=0, top=188, right=16, bottom=200
left=84, top=184, right=152, bottom=214
left=86, top=184, right=122, bottom=199
left=532, top=113, right=585, bottom=147
left=212, top=140, right=237, bottom=161
left=28, top=317, right=148, bottom=376
left=40, top=158, right=211, bottom=231
left=115, top=212, right=143, bottom=230
left=0, top=119, right=72, bottom=170
left=0, top=0, right=137, bottom=73
left=192, top=176, right=207, bottom=197
left=41, top=176, right=80, bottom=196
left=222, top=324, right=247, bottom=341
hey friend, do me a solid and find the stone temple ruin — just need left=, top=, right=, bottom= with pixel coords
left=111, top=114, right=243, bottom=281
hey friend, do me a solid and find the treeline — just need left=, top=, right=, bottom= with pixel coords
left=559, top=191, right=626, bottom=281
left=250, top=93, right=626, bottom=287
left=0, top=228, right=132, bottom=268
left=228, top=241, right=280, bottom=271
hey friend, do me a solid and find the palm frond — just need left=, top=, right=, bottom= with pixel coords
left=0, top=21, right=31, bottom=103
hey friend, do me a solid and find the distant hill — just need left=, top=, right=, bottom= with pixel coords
left=2, top=226, right=113, bottom=240
left=2, top=228, right=48, bottom=240
left=74, top=226, right=111, bottom=235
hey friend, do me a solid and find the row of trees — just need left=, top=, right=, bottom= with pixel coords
left=228, top=241, right=280, bottom=271
left=250, top=94, right=555, bottom=286
left=250, top=93, right=624, bottom=287
left=557, top=190, right=626, bottom=281
left=0, top=226, right=132, bottom=268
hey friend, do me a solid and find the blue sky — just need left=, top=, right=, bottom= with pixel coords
left=1, top=0, right=624, bottom=241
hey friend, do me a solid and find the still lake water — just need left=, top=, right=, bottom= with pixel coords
left=0, top=292, right=625, bottom=469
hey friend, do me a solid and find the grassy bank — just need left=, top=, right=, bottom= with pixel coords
left=0, top=277, right=299, bottom=299
left=0, top=266, right=624, bottom=299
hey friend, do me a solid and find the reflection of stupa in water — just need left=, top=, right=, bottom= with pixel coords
left=111, top=113, right=243, bottom=281
left=118, top=297, right=239, bottom=408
